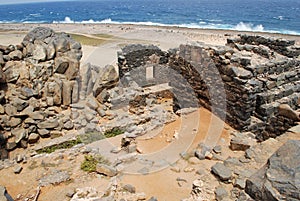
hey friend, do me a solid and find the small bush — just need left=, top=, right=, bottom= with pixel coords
left=36, top=137, right=82, bottom=154
left=104, top=128, right=124, bottom=138
left=81, top=154, right=111, bottom=172
left=80, top=155, right=98, bottom=172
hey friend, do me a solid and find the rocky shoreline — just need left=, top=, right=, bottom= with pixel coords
left=0, top=27, right=299, bottom=201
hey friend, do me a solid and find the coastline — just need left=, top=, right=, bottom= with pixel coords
left=0, top=23, right=299, bottom=42
left=1, top=23, right=298, bottom=70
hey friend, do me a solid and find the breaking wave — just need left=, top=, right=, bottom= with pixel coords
left=0, top=16, right=295, bottom=35
left=233, top=22, right=264, bottom=32
left=50, top=17, right=300, bottom=35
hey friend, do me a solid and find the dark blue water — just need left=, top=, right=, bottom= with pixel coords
left=0, top=0, right=299, bottom=35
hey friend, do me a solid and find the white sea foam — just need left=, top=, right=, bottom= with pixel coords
left=29, top=13, right=41, bottom=17
left=274, top=16, right=284, bottom=20
left=49, top=16, right=300, bottom=35
left=233, top=22, right=264, bottom=32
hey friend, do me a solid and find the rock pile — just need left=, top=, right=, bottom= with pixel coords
left=0, top=27, right=120, bottom=159
left=0, top=27, right=82, bottom=159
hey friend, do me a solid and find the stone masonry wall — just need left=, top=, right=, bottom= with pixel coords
left=118, top=35, right=300, bottom=140
left=0, top=27, right=119, bottom=159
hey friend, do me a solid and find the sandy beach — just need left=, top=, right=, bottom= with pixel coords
left=0, top=23, right=299, bottom=67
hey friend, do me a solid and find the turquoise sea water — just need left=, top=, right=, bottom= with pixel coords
left=0, top=0, right=299, bottom=35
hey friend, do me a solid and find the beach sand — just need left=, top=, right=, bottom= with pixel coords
left=0, top=23, right=299, bottom=67
left=0, top=23, right=299, bottom=200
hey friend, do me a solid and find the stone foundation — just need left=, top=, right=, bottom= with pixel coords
left=118, top=35, right=300, bottom=140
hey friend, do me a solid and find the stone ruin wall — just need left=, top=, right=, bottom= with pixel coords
left=0, top=27, right=119, bottom=159
left=118, top=35, right=300, bottom=140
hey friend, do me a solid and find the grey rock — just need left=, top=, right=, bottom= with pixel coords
left=211, top=162, right=233, bottom=181
left=13, top=165, right=23, bottom=174
left=231, top=66, right=253, bottom=79
left=0, top=186, right=13, bottom=201
left=230, top=137, right=252, bottom=151
left=79, top=63, right=92, bottom=99
left=28, top=133, right=40, bottom=144
left=147, top=197, right=158, bottom=201
left=12, top=97, right=29, bottom=111
left=96, top=164, right=117, bottom=177
left=62, top=80, right=72, bottom=106
left=9, top=117, right=22, bottom=127
left=65, top=189, right=76, bottom=198
left=16, top=154, right=23, bottom=163
left=20, top=87, right=35, bottom=99
left=224, top=157, right=243, bottom=167
left=32, top=43, right=47, bottom=61
left=37, top=119, right=59, bottom=129
left=46, top=80, right=62, bottom=105
left=93, top=65, right=119, bottom=97
left=19, top=139, right=27, bottom=148
left=45, top=41, right=56, bottom=60
left=245, top=140, right=300, bottom=201
left=215, top=186, right=228, bottom=201
left=23, top=27, right=54, bottom=45
left=39, top=170, right=70, bottom=186
left=70, top=110, right=80, bottom=119
left=28, top=111, right=44, bottom=120
left=97, top=108, right=106, bottom=117
left=234, top=178, right=246, bottom=189
left=122, top=184, right=136, bottom=193
left=3, top=61, right=22, bottom=83
left=64, top=120, right=74, bottom=130
left=50, top=131, right=63, bottom=139
left=54, top=56, right=69, bottom=74
left=11, top=128, right=27, bottom=144
left=96, top=89, right=109, bottom=104
left=8, top=50, right=23, bottom=60
left=196, top=167, right=206, bottom=175
left=53, top=36, right=69, bottom=53
left=63, top=58, right=79, bottom=80
left=194, top=150, right=205, bottom=160
left=213, top=145, right=222, bottom=154
left=278, top=104, right=300, bottom=121
left=288, top=124, right=300, bottom=133
left=71, top=80, right=79, bottom=103
left=37, top=129, right=50, bottom=137
left=86, top=96, right=99, bottom=110
left=6, top=141, right=17, bottom=151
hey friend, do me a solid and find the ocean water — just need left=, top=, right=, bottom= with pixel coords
left=0, top=0, right=299, bottom=35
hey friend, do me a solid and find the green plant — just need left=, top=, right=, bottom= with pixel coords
left=81, top=154, right=110, bottom=172
left=104, top=128, right=124, bottom=138
left=36, top=137, right=82, bottom=154
left=81, top=155, right=98, bottom=172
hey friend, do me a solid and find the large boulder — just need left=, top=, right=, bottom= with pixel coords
left=245, top=140, right=300, bottom=200
left=278, top=104, right=300, bottom=121
left=22, top=27, right=82, bottom=77
left=3, top=61, right=24, bottom=83
left=22, top=27, right=54, bottom=46
left=93, top=65, right=119, bottom=99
